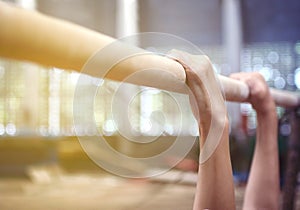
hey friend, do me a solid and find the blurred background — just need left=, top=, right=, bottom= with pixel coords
left=0, top=0, right=300, bottom=209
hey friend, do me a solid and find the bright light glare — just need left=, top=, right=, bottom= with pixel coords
left=6, top=123, right=16, bottom=136
left=0, top=124, right=5, bottom=135
left=274, top=77, right=286, bottom=89
left=103, top=120, right=117, bottom=135
left=259, top=67, right=272, bottom=81
left=294, top=68, right=300, bottom=89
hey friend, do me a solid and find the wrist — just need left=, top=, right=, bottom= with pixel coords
left=254, top=101, right=276, bottom=117
left=252, top=94, right=276, bottom=116
left=199, top=115, right=229, bottom=148
left=199, top=114, right=228, bottom=136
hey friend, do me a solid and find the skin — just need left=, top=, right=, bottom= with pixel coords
left=169, top=50, right=279, bottom=210
left=169, top=50, right=235, bottom=210
left=230, top=72, right=280, bottom=210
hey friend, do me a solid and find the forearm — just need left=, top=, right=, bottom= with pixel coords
left=243, top=110, right=280, bottom=209
left=194, top=119, right=236, bottom=210
left=169, top=50, right=235, bottom=210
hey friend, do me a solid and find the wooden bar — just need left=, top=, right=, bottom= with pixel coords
left=0, top=2, right=299, bottom=107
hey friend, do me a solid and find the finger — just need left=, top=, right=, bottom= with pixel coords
left=166, top=49, right=193, bottom=68
left=229, top=72, right=244, bottom=81
left=229, top=72, right=252, bottom=85
left=166, top=49, right=185, bottom=60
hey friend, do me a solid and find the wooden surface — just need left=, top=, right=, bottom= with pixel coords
left=0, top=2, right=299, bottom=107
left=0, top=169, right=239, bottom=210
left=0, top=168, right=299, bottom=210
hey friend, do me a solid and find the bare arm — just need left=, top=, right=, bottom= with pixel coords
left=170, top=50, right=235, bottom=210
left=230, top=72, right=280, bottom=210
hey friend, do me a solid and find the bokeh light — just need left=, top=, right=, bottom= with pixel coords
left=274, top=76, right=286, bottom=89
left=294, top=67, right=300, bottom=89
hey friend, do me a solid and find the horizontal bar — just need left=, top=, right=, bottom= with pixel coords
left=0, top=2, right=299, bottom=107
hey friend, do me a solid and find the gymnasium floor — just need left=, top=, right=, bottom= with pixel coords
left=0, top=138, right=297, bottom=210
left=0, top=166, right=250, bottom=210
left=2, top=172, right=300, bottom=210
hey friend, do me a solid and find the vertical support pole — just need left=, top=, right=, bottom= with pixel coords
left=17, top=0, right=39, bottom=134
left=116, top=0, right=138, bottom=40
left=222, top=0, right=242, bottom=74
left=23, top=64, right=39, bottom=133
left=282, top=107, right=300, bottom=210
left=16, top=0, right=36, bottom=10
left=115, top=0, right=139, bottom=154
left=222, top=0, right=243, bottom=130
